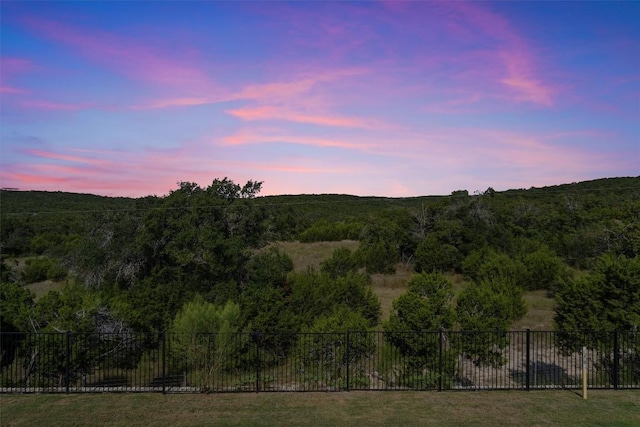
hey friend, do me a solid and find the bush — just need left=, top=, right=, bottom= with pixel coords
left=171, top=297, right=248, bottom=387
left=356, top=241, right=398, bottom=274
left=384, top=273, right=455, bottom=370
left=22, top=257, right=66, bottom=283
left=287, top=271, right=381, bottom=329
left=520, top=245, right=569, bottom=292
left=456, top=278, right=525, bottom=367
left=413, top=235, right=460, bottom=273
left=294, top=307, right=375, bottom=383
left=320, top=247, right=359, bottom=279
left=245, top=247, right=293, bottom=289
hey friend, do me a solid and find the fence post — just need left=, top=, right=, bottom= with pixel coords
left=438, top=330, right=443, bottom=392
left=254, top=332, right=261, bottom=393
left=612, top=330, right=619, bottom=390
left=161, top=332, right=166, bottom=394
left=582, top=346, right=588, bottom=399
left=345, top=331, right=350, bottom=392
left=65, top=331, right=71, bottom=394
left=526, top=329, right=530, bottom=391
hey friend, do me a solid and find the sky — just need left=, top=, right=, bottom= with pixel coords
left=1, top=1, right=638, bottom=198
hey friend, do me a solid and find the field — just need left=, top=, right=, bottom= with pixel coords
left=274, top=240, right=556, bottom=328
left=1, top=390, right=638, bottom=426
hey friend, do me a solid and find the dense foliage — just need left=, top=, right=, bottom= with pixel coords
left=1, top=177, right=638, bottom=377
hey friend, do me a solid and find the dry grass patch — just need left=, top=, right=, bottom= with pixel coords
left=25, top=280, right=64, bottom=300
left=512, top=290, right=556, bottom=330
left=370, top=263, right=412, bottom=322
left=270, top=240, right=360, bottom=272
left=271, top=241, right=557, bottom=329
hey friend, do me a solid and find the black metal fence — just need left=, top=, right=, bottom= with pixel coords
left=1, top=330, right=638, bottom=393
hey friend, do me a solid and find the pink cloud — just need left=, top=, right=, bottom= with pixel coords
left=381, top=2, right=556, bottom=109
left=0, top=57, right=33, bottom=96
left=499, top=51, right=553, bottom=106
left=0, top=57, right=33, bottom=75
left=131, top=97, right=219, bottom=110
left=446, top=2, right=555, bottom=106
left=234, top=68, right=366, bottom=103
left=134, top=67, right=366, bottom=112
left=24, top=149, right=108, bottom=166
left=20, top=100, right=94, bottom=111
left=0, top=86, right=28, bottom=94
left=1, top=140, right=237, bottom=197
left=222, top=129, right=372, bottom=151
left=226, top=105, right=380, bottom=129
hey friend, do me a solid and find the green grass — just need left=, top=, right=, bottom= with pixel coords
left=1, top=390, right=638, bottom=426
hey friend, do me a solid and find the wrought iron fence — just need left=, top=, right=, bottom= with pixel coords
left=1, top=330, right=638, bottom=393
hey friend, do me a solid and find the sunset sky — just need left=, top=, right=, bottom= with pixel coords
left=1, top=1, right=638, bottom=197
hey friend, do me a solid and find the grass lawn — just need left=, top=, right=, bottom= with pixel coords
left=1, top=390, right=638, bottom=426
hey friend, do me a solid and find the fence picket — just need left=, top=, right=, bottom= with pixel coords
left=0, top=331, right=637, bottom=393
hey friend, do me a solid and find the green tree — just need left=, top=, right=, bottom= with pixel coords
left=555, top=255, right=640, bottom=342
left=244, top=247, right=293, bottom=292
left=170, top=297, right=246, bottom=389
left=0, top=282, right=35, bottom=333
left=320, top=247, right=359, bottom=279
left=356, top=212, right=410, bottom=274
left=385, top=272, right=456, bottom=333
left=384, top=272, right=456, bottom=382
left=554, top=255, right=640, bottom=384
left=0, top=282, right=35, bottom=370
left=519, top=244, right=569, bottom=293
left=288, top=270, right=381, bottom=329
left=21, top=283, right=135, bottom=388
left=240, top=248, right=297, bottom=358
left=413, top=235, right=460, bottom=273
left=456, top=278, right=525, bottom=367
left=85, top=178, right=272, bottom=331
left=295, top=307, right=375, bottom=387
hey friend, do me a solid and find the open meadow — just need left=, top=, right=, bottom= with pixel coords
left=1, top=390, right=638, bottom=426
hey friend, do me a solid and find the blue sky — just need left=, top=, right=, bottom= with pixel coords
left=1, top=1, right=638, bottom=197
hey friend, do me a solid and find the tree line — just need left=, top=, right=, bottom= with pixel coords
left=1, top=177, right=638, bottom=380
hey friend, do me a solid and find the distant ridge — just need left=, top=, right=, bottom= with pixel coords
left=2, top=177, right=637, bottom=218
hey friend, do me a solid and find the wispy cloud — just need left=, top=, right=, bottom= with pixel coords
left=226, top=106, right=382, bottom=129
left=446, top=2, right=555, bottom=107
left=131, top=97, right=219, bottom=110
left=20, top=16, right=214, bottom=91
left=23, top=149, right=107, bottom=166
left=222, top=129, right=373, bottom=151
left=20, top=100, right=94, bottom=111
left=0, top=86, right=28, bottom=94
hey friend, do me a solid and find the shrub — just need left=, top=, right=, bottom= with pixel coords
left=22, top=257, right=66, bottom=283
left=413, top=235, right=460, bottom=273
left=320, top=247, right=359, bottom=279
left=356, top=241, right=398, bottom=274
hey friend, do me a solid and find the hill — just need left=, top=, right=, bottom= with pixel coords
left=2, top=176, right=638, bottom=218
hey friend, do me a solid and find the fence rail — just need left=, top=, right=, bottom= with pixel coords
left=1, top=330, right=638, bottom=393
